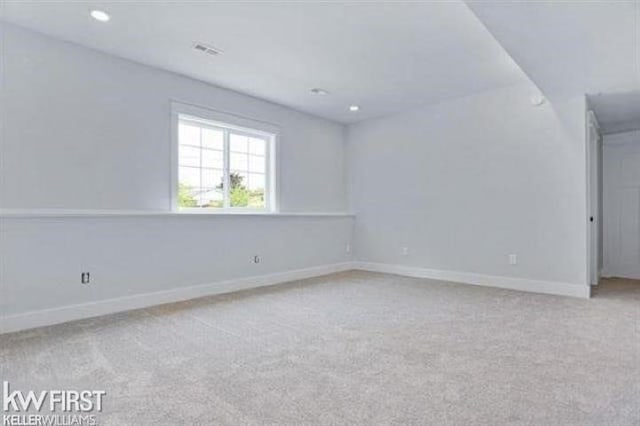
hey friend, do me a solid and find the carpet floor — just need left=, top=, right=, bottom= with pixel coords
left=1, top=271, right=639, bottom=425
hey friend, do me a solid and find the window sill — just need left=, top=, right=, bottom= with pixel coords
left=0, top=209, right=355, bottom=219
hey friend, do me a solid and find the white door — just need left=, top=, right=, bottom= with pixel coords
left=603, top=132, right=640, bottom=280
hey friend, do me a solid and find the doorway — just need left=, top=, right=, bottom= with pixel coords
left=588, top=91, right=640, bottom=284
left=602, top=131, right=640, bottom=280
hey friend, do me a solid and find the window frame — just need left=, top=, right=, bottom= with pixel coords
left=171, top=102, right=278, bottom=213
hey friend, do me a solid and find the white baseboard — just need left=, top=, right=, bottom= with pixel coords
left=352, top=262, right=590, bottom=299
left=0, top=262, right=353, bottom=335
left=0, top=261, right=590, bottom=335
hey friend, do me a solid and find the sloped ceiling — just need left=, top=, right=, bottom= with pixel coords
left=466, top=0, right=640, bottom=100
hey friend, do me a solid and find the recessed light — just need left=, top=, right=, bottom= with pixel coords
left=90, top=10, right=110, bottom=22
left=349, top=105, right=360, bottom=112
left=310, top=88, right=329, bottom=95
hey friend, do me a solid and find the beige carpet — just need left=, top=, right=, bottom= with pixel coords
left=1, top=272, right=639, bottom=425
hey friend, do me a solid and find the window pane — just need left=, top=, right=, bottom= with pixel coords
left=249, top=137, right=266, bottom=156
left=230, top=171, right=249, bottom=207
left=179, top=188, right=200, bottom=208
left=198, top=187, right=224, bottom=208
left=229, top=171, right=248, bottom=188
left=230, top=152, right=248, bottom=171
left=248, top=173, right=265, bottom=191
left=248, top=191, right=265, bottom=208
left=178, top=167, right=201, bottom=208
left=179, top=145, right=200, bottom=167
left=248, top=173, right=265, bottom=208
left=230, top=133, right=248, bottom=153
left=179, top=166, right=200, bottom=188
left=202, top=168, right=224, bottom=189
left=202, top=149, right=223, bottom=169
left=248, top=155, right=265, bottom=173
left=202, top=128, right=223, bottom=150
left=179, top=122, right=200, bottom=147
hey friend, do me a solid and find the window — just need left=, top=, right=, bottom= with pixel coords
left=172, top=104, right=276, bottom=212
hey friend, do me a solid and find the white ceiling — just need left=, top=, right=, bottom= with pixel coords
left=0, top=1, right=527, bottom=124
left=466, top=1, right=640, bottom=100
left=588, top=91, right=640, bottom=134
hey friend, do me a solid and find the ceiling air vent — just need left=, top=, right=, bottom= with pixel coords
left=193, top=42, right=222, bottom=56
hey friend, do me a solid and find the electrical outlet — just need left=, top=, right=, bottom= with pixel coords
left=253, top=255, right=261, bottom=264
left=402, top=246, right=409, bottom=256
left=508, top=254, right=518, bottom=265
left=346, top=244, right=351, bottom=254
left=81, top=272, right=90, bottom=284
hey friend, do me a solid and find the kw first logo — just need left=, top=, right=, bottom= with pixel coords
left=2, top=381, right=106, bottom=426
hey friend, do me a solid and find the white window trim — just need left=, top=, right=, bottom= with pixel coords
left=170, top=101, right=279, bottom=213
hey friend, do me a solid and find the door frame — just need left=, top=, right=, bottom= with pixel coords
left=586, top=110, right=602, bottom=286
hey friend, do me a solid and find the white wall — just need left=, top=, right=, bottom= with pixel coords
left=347, top=82, right=588, bottom=287
left=0, top=23, right=352, bottom=325
left=0, top=23, right=346, bottom=212
left=603, top=130, right=640, bottom=279
left=0, top=216, right=353, bottom=318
